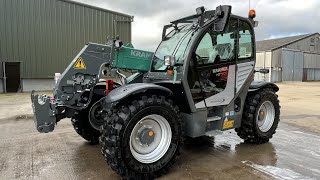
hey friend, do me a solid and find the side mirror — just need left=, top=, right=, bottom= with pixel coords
left=255, top=68, right=270, bottom=74
left=164, top=55, right=176, bottom=67
left=214, top=5, right=232, bottom=32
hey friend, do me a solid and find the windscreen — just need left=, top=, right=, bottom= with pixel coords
left=152, top=24, right=194, bottom=71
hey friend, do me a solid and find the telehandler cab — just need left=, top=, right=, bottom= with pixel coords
left=31, top=5, right=280, bottom=179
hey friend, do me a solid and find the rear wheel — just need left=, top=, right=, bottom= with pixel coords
left=71, top=109, right=101, bottom=145
left=100, top=95, right=183, bottom=179
left=236, top=88, right=280, bottom=144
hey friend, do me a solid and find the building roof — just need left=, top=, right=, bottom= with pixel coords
left=59, top=0, right=133, bottom=18
left=256, top=33, right=319, bottom=51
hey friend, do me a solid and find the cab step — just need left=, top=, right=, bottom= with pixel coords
left=207, top=116, right=221, bottom=122
left=205, top=130, right=223, bottom=137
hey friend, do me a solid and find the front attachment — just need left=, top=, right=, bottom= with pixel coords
left=31, top=91, right=57, bottom=133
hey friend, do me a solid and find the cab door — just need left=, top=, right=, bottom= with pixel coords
left=236, top=19, right=255, bottom=94
left=187, top=17, right=238, bottom=109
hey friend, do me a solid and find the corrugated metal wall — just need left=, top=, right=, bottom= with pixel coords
left=256, top=34, right=320, bottom=82
left=256, top=49, right=320, bottom=82
left=281, top=49, right=304, bottom=81
left=284, top=34, right=320, bottom=54
left=303, top=53, right=320, bottom=81
left=269, top=49, right=282, bottom=82
left=304, top=53, right=320, bottom=68
left=303, top=69, right=320, bottom=81
left=0, top=0, right=132, bottom=78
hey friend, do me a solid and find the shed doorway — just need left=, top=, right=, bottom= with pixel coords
left=3, top=62, right=21, bottom=92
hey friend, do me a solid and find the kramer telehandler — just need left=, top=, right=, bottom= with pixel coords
left=31, top=5, right=280, bottom=179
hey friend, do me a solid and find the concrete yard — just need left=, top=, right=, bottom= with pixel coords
left=0, top=82, right=320, bottom=179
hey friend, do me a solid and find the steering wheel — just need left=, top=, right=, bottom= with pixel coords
left=196, top=54, right=205, bottom=64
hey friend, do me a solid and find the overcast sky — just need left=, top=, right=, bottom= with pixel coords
left=75, top=0, right=319, bottom=51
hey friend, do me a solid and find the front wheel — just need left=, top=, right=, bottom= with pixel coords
left=100, top=95, right=183, bottom=179
left=236, top=88, right=280, bottom=144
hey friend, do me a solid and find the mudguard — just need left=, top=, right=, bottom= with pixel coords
left=249, top=81, right=279, bottom=92
left=101, top=83, right=172, bottom=108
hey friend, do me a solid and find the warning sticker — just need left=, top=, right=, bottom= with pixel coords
left=223, top=120, right=234, bottom=129
left=73, top=57, right=86, bottom=69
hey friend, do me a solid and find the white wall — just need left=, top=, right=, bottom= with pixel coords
left=255, top=52, right=265, bottom=67
left=255, top=51, right=272, bottom=82
left=22, top=79, right=55, bottom=92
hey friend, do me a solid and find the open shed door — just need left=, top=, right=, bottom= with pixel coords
left=3, top=62, right=21, bottom=92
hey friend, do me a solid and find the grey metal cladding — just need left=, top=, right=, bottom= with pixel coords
left=315, top=70, right=320, bottom=80
left=304, top=53, right=320, bottom=69
left=256, top=33, right=318, bottom=51
left=282, top=49, right=303, bottom=81
left=0, top=0, right=132, bottom=78
left=293, top=52, right=304, bottom=81
left=236, top=61, right=254, bottom=92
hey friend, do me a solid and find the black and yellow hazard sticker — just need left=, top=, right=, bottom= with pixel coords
left=74, top=57, right=86, bottom=69
left=223, top=120, right=234, bottom=129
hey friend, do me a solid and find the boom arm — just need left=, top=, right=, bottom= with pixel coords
left=54, top=43, right=113, bottom=107
left=31, top=42, right=154, bottom=133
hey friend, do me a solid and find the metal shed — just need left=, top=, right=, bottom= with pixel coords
left=255, top=33, right=320, bottom=82
left=0, top=0, right=133, bottom=92
left=303, top=53, right=320, bottom=81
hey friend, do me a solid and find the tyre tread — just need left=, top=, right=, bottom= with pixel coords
left=100, top=95, right=183, bottom=179
left=235, top=88, right=280, bottom=144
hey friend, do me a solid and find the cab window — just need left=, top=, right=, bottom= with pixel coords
left=195, top=18, right=238, bottom=65
left=238, top=20, right=254, bottom=59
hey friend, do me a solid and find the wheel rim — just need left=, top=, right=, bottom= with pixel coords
left=256, top=101, right=275, bottom=132
left=129, top=114, right=172, bottom=164
left=89, top=101, right=104, bottom=130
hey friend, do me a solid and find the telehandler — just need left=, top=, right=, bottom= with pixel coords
left=31, top=5, right=280, bottom=179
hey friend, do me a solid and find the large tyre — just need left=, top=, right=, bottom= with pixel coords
left=71, top=94, right=103, bottom=145
left=236, top=88, right=280, bottom=144
left=71, top=82, right=121, bottom=145
left=71, top=109, right=101, bottom=145
left=100, top=95, right=183, bottom=179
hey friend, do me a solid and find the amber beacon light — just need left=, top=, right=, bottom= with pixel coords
left=249, top=9, right=256, bottom=19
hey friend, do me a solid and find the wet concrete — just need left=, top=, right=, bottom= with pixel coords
left=0, top=118, right=319, bottom=180
left=1, top=83, right=320, bottom=179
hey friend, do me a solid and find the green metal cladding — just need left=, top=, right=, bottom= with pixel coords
left=0, top=0, right=133, bottom=78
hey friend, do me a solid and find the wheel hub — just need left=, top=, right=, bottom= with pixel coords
left=89, top=101, right=105, bottom=130
left=139, top=128, right=155, bottom=146
left=258, top=110, right=265, bottom=121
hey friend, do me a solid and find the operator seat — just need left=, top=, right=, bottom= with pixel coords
left=188, top=53, right=199, bottom=88
left=208, top=47, right=218, bottom=63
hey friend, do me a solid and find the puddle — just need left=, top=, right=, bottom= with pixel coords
left=242, top=161, right=315, bottom=180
